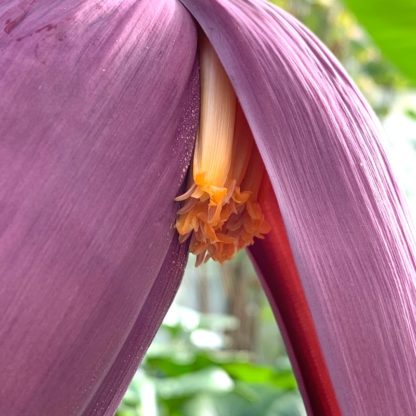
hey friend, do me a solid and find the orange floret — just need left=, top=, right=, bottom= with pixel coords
left=174, top=35, right=270, bottom=265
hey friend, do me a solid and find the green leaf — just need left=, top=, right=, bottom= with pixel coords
left=343, top=0, right=416, bottom=84
left=405, top=108, right=416, bottom=120
left=222, top=361, right=298, bottom=390
left=154, top=367, right=234, bottom=399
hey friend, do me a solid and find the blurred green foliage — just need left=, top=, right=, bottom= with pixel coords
left=117, top=306, right=304, bottom=416
left=406, top=108, right=416, bottom=121
left=342, top=0, right=416, bottom=85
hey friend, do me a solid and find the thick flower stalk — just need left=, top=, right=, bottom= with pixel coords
left=1, top=0, right=416, bottom=415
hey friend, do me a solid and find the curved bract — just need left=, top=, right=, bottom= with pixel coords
left=0, top=1, right=197, bottom=414
left=179, top=0, right=416, bottom=414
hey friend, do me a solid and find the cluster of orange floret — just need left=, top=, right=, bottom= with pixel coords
left=175, top=173, right=270, bottom=266
left=174, top=35, right=270, bottom=265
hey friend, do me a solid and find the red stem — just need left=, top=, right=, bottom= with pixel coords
left=250, top=176, right=341, bottom=416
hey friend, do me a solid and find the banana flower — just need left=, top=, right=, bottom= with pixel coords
left=1, top=0, right=415, bottom=415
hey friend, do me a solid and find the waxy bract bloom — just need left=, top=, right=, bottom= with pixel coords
left=1, top=0, right=415, bottom=415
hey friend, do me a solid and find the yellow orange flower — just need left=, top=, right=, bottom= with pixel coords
left=175, top=36, right=270, bottom=265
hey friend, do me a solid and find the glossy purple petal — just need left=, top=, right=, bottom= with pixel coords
left=0, top=1, right=198, bottom=414
left=181, top=0, right=416, bottom=414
